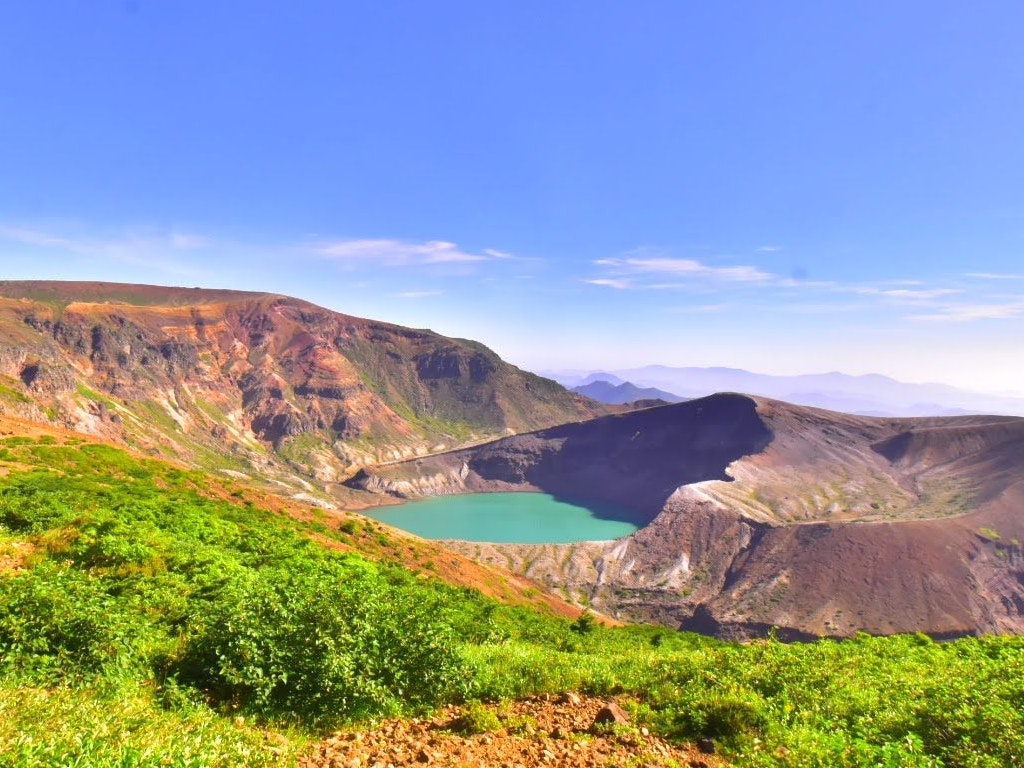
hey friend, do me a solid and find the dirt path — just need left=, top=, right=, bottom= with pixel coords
left=300, top=695, right=728, bottom=768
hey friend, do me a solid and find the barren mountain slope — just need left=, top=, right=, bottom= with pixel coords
left=352, top=395, right=1024, bottom=638
left=0, top=281, right=602, bottom=505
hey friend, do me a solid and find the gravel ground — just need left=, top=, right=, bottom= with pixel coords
left=300, top=694, right=727, bottom=768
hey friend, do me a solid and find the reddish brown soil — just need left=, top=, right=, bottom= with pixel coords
left=301, top=696, right=727, bottom=768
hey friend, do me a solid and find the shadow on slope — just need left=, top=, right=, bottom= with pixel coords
left=350, top=393, right=775, bottom=526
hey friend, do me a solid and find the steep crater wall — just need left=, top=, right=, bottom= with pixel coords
left=346, top=393, right=774, bottom=524
left=353, top=396, right=1024, bottom=640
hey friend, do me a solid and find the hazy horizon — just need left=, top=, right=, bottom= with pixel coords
left=2, top=3, right=1022, bottom=396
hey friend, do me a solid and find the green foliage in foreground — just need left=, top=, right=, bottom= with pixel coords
left=1, top=436, right=1023, bottom=767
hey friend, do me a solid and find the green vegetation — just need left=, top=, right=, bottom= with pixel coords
left=1, top=436, right=1023, bottom=766
left=0, top=375, right=31, bottom=405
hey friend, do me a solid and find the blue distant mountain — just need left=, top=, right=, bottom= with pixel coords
left=543, top=366, right=1024, bottom=418
left=572, top=380, right=687, bottom=405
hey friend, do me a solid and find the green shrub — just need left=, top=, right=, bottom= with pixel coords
left=672, top=691, right=768, bottom=744
left=455, top=700, right=502, bottom=734
left=173, top=563, right=467, bottom=725
left=0, top=563, right=144, bottom=680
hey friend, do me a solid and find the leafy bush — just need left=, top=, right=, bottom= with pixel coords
left=173, top=563, right=467, bottom=724
left=0, top=562, right=145, bottom=680
left=665, top=691, right=768, bottom=745
left=455, top=699, right=502, bottom=734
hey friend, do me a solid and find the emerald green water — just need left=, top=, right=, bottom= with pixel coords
left=362, top=492, right=639, bottom=544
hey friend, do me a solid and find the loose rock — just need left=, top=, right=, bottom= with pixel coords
left=299, top=695, right=727, bottom=768
left=592, top=701, right=630, bottom=728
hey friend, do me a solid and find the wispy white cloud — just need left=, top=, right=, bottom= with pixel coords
left=585, top=277, right=633, bottom=289
left=967, top=272, right=1024, bottom=281
left=590, top=255, right=774, bottom=288
left=0, top=224, right=77, bottom=249
left=170, top=233, right=212, bottom=250
left=315, top=238, right=510, bottom=266
left=484, top=248, right=514, bottom=259
left=393, top=290, right=443, bottom=299
left=0, top=223, right=212, bottom=255
left=775, top=277, right=837, bottom=289
left=755, top=245, right=782, bottom=253
left=855, top=287, right=964, bottom=301
left=664, top=303, right=730, bottom=313
left=0, top=222, right=212, bottom=276
left=908, top=300, right=1024, bottom=323
left=584, top=246, right=1024, bottom=330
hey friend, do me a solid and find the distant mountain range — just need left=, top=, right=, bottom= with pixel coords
left=571, top=379, right=686, bottom=405
left=546, top=366, right=1024, bottom=417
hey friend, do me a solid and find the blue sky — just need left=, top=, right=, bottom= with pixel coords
left=2, top=2, right=1023, bottom=394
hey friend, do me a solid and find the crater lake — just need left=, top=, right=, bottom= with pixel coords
left=361, top=492, right=639, bottom=543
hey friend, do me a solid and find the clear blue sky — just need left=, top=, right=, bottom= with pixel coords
left=2, top=2, right=1023, bottom=394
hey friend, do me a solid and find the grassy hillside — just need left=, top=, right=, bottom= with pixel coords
left=1, top=434, right=1023, bottom=767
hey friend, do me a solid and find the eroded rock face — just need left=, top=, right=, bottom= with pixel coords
left=0, top=281, right=604, bottom=504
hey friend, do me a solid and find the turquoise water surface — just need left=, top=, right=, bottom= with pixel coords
left=362, top=492, right=638, bottom=544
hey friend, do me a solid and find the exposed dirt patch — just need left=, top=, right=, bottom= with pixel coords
left=0, top=540, right=34, bottom=573
left=301, top=695, right=727, bottom=768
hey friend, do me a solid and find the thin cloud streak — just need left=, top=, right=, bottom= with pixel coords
left=0, top=225, right=78, bottom=249
left=584, top=247, right=1024, bottom=326
left=393, top=290, right=443, bottom=299
left=855, top=287, right=964, bottom=301
left=0, top=223, right=212, bottom=255
left=664, top=303, right=730, bottom=314
left=591, top=256, right=774, bottom=286
left=315, top=238, right=518, bottom=267
left=585, top=277, right=633, bottom=289
left=967, top=272, right=1024, bottom=281
left=908, top=300, right=1024, bottom=322
left=0, top=222, right=212, bottom=277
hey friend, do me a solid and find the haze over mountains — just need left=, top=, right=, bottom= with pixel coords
left=570, top=379, right=687, bottom=406
left=1, top=281, right=1023, bottom=641
left=550, top=367, right=1024, bottom=418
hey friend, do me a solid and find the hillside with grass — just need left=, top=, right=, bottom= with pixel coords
left=2, top=425, right=1024, bottom=767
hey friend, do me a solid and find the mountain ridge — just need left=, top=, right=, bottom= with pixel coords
left=571, top=379, right=687, bottom=405
left=545, top=365, right=1024, bottom=417
left=0, top=280, right=603, bottom=506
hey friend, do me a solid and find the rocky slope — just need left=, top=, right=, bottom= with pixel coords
left=0, top=280, right=602, bottom=506
left=351, top=395, right=1024, bottom=639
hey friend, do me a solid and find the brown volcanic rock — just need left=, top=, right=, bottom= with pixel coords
left=301, top=696, right=725, bottom=768
left=355, top=395, right=1024, bottom=638
left=0, top=281, right=602, bottom=504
